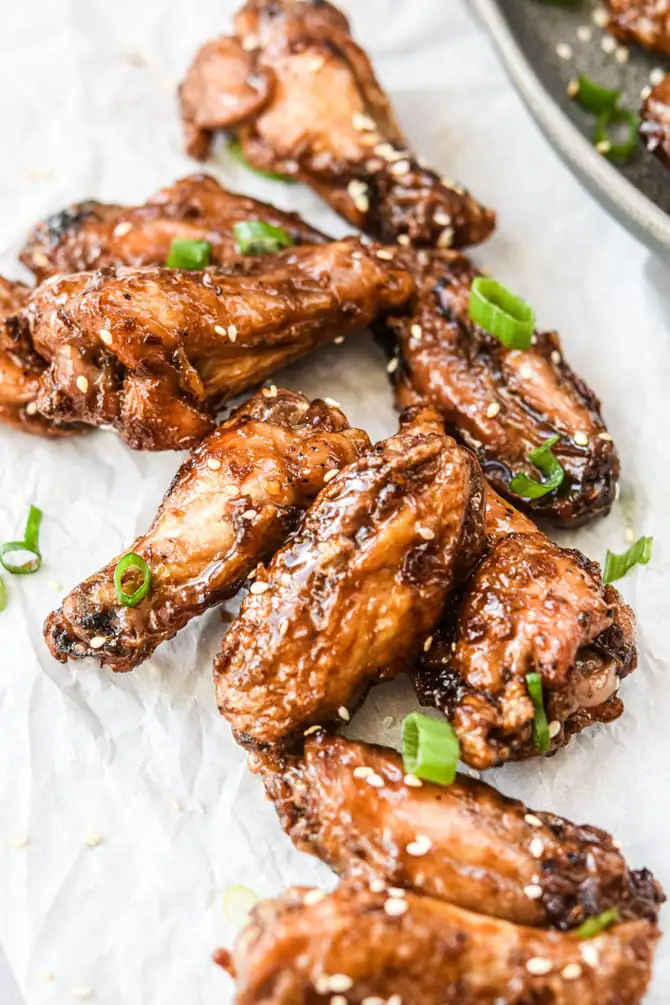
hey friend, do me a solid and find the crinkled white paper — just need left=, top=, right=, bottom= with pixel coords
left=0, top=1, right=668, bottom=1002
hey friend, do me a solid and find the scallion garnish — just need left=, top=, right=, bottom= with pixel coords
left=576, top=908, right=619, bottom=939
left=227, top=137, right=295, bottom=183
left=113, top=552, right=151, bottom=608
left=594, top=107, right=640, bottom=162
left=603, top=536, right=653, bottom=585
left=233, top=221, right=294, bottom=256
left=0, top=505, right=43, bottom=575
left=401, top=712, right=460, bottom=786
left=469, top=277, right=535, bottom=350
left=526, top=672, right=550, bottom=754
left=222, top=884, right=259, bottom=928
left=509, top=435, right=565, bottom=499
left=166, top=238, right=212, bottom=270
left=568, top=75, right=620, bottom=114
left=0, top=576, right=6, bottom=612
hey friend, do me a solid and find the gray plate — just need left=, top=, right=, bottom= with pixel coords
left=472, top=0, right=670, bottom=256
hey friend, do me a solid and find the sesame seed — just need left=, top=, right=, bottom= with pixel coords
left=262, top=384, right=278, bottom=398
left=387, top=357, right=399, bottom=374
left=397, top=234, right=411, bottom=246
left=581, top=944, right=600, bottom=967
left=337, top=706, right=350, bottom=722
left=207, top=457, right=222, bottom=471
left=433, top=210, right=452, bottom=227
left=387, top=997, right=403, bottom=1005
left=436, top=227, right=454, bottom=249
left=526, top=957, right=552, bottom=976
left=567, top=79, right=579, bottom=99
left=241, top=34, right=259, bottom=51
left=601, top=35, right=616, bottom=54
left=89, top=636, right=107, bottom=649
left=328, top=975, right=353, bottom=993
left=362, top=998, right=386, bottom=1005
left=562, top=963, right=582, bottom=980
left=592, top=7, right=608, bottom=27
left=323, top=469, right=338, bottom=483
left=12, top=834, right=29, bottom=848
left=406, top=835, right=433, bottom=857
left=303, top=889, right=326, bottom=906
left=307, top=54, right=325, bottom=72
left=352, top=112, right=376, bottom=131
left=416, top=525, right=435, bottom=540
left=524, top=884, right=543, bottom=900
left=486, top=402, right=500, bottom=419
left=334, top=335, right=345, bottom=344
left=423, top=635, right=433, bottom=652
left=367, top=772, right=384, bottom=788
left=384, top=897, right=408, bottom=916
left=99, top=328, right=113, bottom=345
left=519, top=364, right=533, bottom=380
left=525, top=813, right=543, bottom=828
left=650, top=68, right=665, bottom=86
left=404, top=774, right=423, bottom=787
left=304, top=725, right=322, bottom=736
left=347, top=179, right=368, bottom=199
left=551, top=350, right=561, bottom=365
left=76, top=376, right=89, bottom=393
left=214, top=324, right=227, bottom=336
left=241, top=510, right=256, bottom=519
left=576, top=25, right=592, bottom=43
left=228, top=325, right=238, bottom=341
left=249, top=581, right=269, bottom=595
left=113, top=221, right=132, bottom=237
left=556, top=42, right=573, bottom=60
left=574, top=431, right=589, bottom=446
left=598, top=431, right=613, bottom=441
left=331, top=997, right=347, bottom=1005
left=25, top=401, right=38, bottom=415
left=324, top=397, right=341, bottom=408
left=388, top=887, right=406, bottom=898
left=354, top=194, right=369, bottom=213
left=616, top=45, right=629, bottom=63
left=354, top=765, right=373, bottom=779
left=530, top=838, right=544, bottom=859
left=376, top=248, right=394, bottom=260
left=549, top=720, right=561, bottom=738
left=70, top=987, right=92, bottom=1000
left=641, top=85, right=652, bottom=100
left=390, top=159, right=411, bottom=176
left=84, top=830, right=102, bottom=847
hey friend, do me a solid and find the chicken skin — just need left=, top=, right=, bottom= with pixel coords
left=215, top=883, right=659, bottom=1005
left=214, top=407, right=486, bottom=748
left=605, top=0, right=670, bottom=55
left=20, top=174, right=326, bottom=283
left=17, top=238, right=412, bottom=450
left=258, top=734, right=663, bottom=929
left=413, top=487, right=637, bottom=769
left=641, top=74, right=670, bottom=166
left=385, top=249, right=619, bottom=527
left=44, top=390, right=369, bottom=671
left=179, top=0, right=495, bottom=249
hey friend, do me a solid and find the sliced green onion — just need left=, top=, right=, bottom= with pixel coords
left=509, top=435, right=565, bottom=499
left=233, top=221, right=294, bottom=256
left=166, top=238, right=212, bottom=270
left=594, top=107, right=640, bottom=162
left=113, top=552, right=151, bottom=608
left=469, top=277, right=535, bottom=350
left=222, top=885, right=259, bottom=928
left=402, top=712, right=460, bottom=786
left=0, top=505, right=43, bottom=575
left=227, top=137, right=295, bottom=183
left=526, top=672, right=550, bottom=755
left=576, top=907, right=619, bottom=939
left=0, top=576, right=6, bottom=612
left=603, top=537, right=653, bottom=585
left=568, top=75, right=620, bottom=114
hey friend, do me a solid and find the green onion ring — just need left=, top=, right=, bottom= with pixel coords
left=0, top=576, right=6, bottom=612
left=113, top=552, right=151, bottom=608
left=576, top=908, right=619, bottom=939
left=594, top=107, right=640, bottom=162
left=227, top=137, right=296, bottom=183
left=233, top=221, right=294, bottom=256
left=402, top=711, right=460, bottom=786
left=603, top=536, right=653, bottom=585
left=469, top=277, right=536, bottom=350
left=166, top=238, right=212, bottom=270
left=509, top=434, right=565, bottom=499
left=0, top=505, right=43, bottom=575
left=568, top=75, right=620, bottom=114
left=526, top=672, right=551, bottom=755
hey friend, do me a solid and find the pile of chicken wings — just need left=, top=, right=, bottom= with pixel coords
left=1, top=1, right=663, bottom=1003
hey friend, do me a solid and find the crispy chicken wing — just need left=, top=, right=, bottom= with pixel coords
left=20, top=174, right=326, bottom=283
left=413, top=487, right=637, bottom=769
left=605, top=0, right=670, bottom=55
left=214, top=407, right=486, bottom=748
left=179, top=0, right=495, bottom=249
left=258, top=734, right=663, bottom=929
left=385, top=249, right=618, bottom=526
left=44, top=390, right=368, bottom=671
left=215, top=883, right=659, bottom=1005
left=641, top=74, right=670, bottom=166
left=18, top=238, right=412, bottom=450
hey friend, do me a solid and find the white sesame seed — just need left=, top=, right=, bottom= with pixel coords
left=436, top=227, right=454, bottom=249
left=551, top=350, right=561, bottom=365
left=519, top=364, right=533, bottom=381
left=354, top=766, right=373, bottom=779
left=556, top=42, right=573, bottom=60
left=397, top=234, right=411, bottom=246
left=315, top=977, right=331, bottom=995
left=524, top=884, right=543, bottom=900
left=99, top=328, right=113, bottom=345
left=262, top=384, right=278, bottom=398
left=70, top=988, right=92, bottom=1000
left=369, top=878, right=386, bottom=893
left=12, top=834, right=29, bottom=848
left=39, top=970, right=56, bottom=982
left=567, top=78, right=579, bottom=99
left=562, top=963, right=582, bottom=981
left=376, top=248, right=394, bottom=260
left=530, top=838, right=544, bottom=859
left=388, top=888, right=406, bottom=898
left=423, top=635, right=433, bottom=652
left=416, top=525, right=435, bottom=540
left=324, top=397, right=341, bottom=408
left=581, top=944, right=600, bottom=967
left=328, top=975, right=353, bottom=993
left=249, top=581, right=269, bottom=595
left=387, top=357, right=399, bottom=374
left=331, top=997, right=347, bottom=1005
left=214, top=324, right=227, bottom=336
left=304, top=725, right=322, bottom=736
left=525, top=813, right=543, bottom=828
left=404, top=774, right=423, bottom=787
left=406, top=835, right=433, bottom=857
left=384, top=897, right=408, bottom=916
left=25, top=401, right=38, bottom=415
left=650, top=68, right=665, bottom=86
left=362, top=998, right=386, bottom=1005
left=241, top=509, right=257, bottom=520
left=433, top=210, right=452, bottom=227
left=526, top=957, right=552, bottom=976
left=323, top=469, right=338, bottom=484
left=337, top=706, right=350, bottom=722
left=601, top=35, right=616, bottom=53
left=574, top=431, right=589, bottom=446
left=334, top=335, right=345, bottom=344
left=592, top=7, right=608, bottom=27
left=354, top=194, right=369, bottom=213
left=576, top=25, right=592, bottom=42
left=347, top=179, right=368, bottom=199
left=387, top=996, right=403, bottom=1005
left=616, top=45, right=629, bottom=63
left=307, top=53, right=325, bottom=72
left=84, top=830, right=102, bottom=847
left=390, top=159, right=411, bottom=176
left=352, top=112, right=376, bottom=131
left=598, top=431, right=613, bottom=441
left=303, top=889, right=326, bottom=906
left=410, top=323, right=422, bottom=340
left=549, top=720, right=561, bottom=738
left=241, top=34, right=259, bottom=51
left=76, top=376, right=89, bottom=393
left=486, top=402, right=501, bottom=419
left=374, top=142, right=398, bottom=160
left=113, top=221, right=132, bottom=237
left=367, top=772, right=384, bottom=788
left=228, top=325, right=238, bottom=341
left=207, top=457, right=222, bottom=471
left=89, top=636, right=107, bottom=649
left=641, top=85, right=652, bottom=100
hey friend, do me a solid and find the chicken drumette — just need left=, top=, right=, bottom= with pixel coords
left=605, top=0, right=670, bottom=55
left=179, top=0, right=495, bottom=249
left=17, top=238, right=412, bottom=450
left=44, top=389, right=369, bottom=671
left=214, top=407, right=486, bottom=748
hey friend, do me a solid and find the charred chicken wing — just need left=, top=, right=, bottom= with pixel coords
left=44, top=390, right=369, bottom=671
left=258, top=734, right=663, bottom=929
left=214, top=407, right=486, bottom=748
left=387, top=249, right=619, bottom=526
left=641, top=74, right=670, bottom=166
left=605, top=0, right=670, bottom=55
left=215, top=883, right=659, bottom=1005
left=20, top=174, right=326, bottom=283
left=18, top=238, right=412, bottom=450
left=413, top=488, right=637, bottom=769
left=179, top=0, right=495, bottom=249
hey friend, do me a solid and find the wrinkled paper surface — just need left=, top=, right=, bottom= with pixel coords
left=0, top=1, right=668, bottom=1002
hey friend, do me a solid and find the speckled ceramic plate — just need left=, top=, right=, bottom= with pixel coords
left=472, top=0, right=670, bottom=256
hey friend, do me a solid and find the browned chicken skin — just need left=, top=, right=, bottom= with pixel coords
left=20, top=174, right=326, bottom=283
left=605, top=0, right=670, bottom=55
left=17, top=238, right=412, bottom=450
left=641, top=74, right=670, bottom=166
left=179, top=0, right=495, bottom=249
left=413, top=487, right=637, bottom=769
left=258, top=734, right=663, bottom=929
left=216, top=883, right=659, bottom=1005
left=43, top=390, right=368, bottom=671
left=386, top=248, right=619, bottom=527
left=214, top=407, right=486, bottom=748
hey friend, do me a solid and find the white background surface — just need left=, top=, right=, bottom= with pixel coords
left=0, top=1, right=668, bottom=1003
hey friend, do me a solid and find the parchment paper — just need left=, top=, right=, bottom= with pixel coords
left=0, top=2, right=668, bottom=1002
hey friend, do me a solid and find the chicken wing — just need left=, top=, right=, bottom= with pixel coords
left=605, top=0, right=670, bottom=55
left=214, top=407, right=486, bottom=748
left=257, top=733, right=663, bottom=929
left=413, top=487, right=637, bottom=769
left=385, top=248, right=618, bottom=526
left=215, top=883, right=659, bottom=1005
left=20, top=173, right=326, bottom=283
left=641, top=74, right=670, bottom=166
left=17, top=238, right=413, bottom=450
left=179, top=0, right=495, bottom=249
left=44, top=390, right=369, bottom=671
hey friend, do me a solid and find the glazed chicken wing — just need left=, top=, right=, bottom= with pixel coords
left=413, top=487, right=637, bottom=769
left=18, top=238, right=412, bottom=450
left=386, top=249, right=618, bottom=526
left=605, top=0, right=670, bottom=55
left=216, top=883, right=659, bottom=1005
left=258, top=734, right=663, bottom=929
left=641, top=75, right=670, bottom=166
left=214, top=407, right=486, bottom=748
left=20, top=174, right=326, bottom=283
left=179, top=0, right=495, bottom=249
left=44, top=390, right=368, bottom=671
